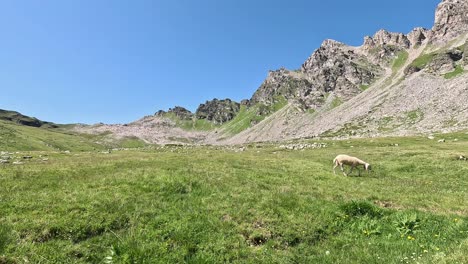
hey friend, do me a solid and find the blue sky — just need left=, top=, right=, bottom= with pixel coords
left=0, top=0, right=441, bottom=124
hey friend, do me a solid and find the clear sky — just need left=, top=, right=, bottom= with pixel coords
left=0, top=0, right=441, bottom=124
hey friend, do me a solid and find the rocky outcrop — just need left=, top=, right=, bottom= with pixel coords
left=431, top=0, right=468, bottom=43
left=363, top=30, right=410, bottom=50
left=302, top=39, right=381, bottom=100
left=250, top=68, right=317, bottom=107
left=426, top=53, right=457, bottom=74
left=407, top=27, right=429, bottom=47
left=156, top=106, right=193, bottom=120
left=196, top=99, right=240, bottom=124
left=251, top=39, right=382, bottom=110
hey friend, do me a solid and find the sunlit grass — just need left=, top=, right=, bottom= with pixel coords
left=0, top=132, right=467, bottom=263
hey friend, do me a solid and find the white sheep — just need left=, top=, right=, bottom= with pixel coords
left=333, top=154, right=371, bottom=176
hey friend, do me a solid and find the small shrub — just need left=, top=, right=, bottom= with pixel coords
left=394, top=213, right=420, bottom=236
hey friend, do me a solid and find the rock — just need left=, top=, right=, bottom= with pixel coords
left=363, top=29, right=410, bottom=50
left=157, top=106, right=193, bottom=120
left=22, top=156, right=33, bottom=159
left=463, top=39, right=468, bottom=65
left=427, top=53, right=456, bottom=74
left=1, top=156, right=10, bottom=160
left=12, top=161, right=24, bottom=165
left=438, top=139, right=446, bottom=143
left=458, top=155, right=466, bottom=161
left=251, top=39, right=382, bottom=110
left=404, top=65, right=422, bottom=76
left=428, top=136, right=435, bottom=140
left=407, top=27, right=429, bottom=47
left=196, top=99, right=240, bottom=124
left=0, top=160, right=9, bottom=164
left=240, top=99, right=250, bottom=106
left=431, top=0, right=468, bottom=43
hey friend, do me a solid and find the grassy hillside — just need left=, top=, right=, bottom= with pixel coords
left=0, top=120, right=146, bottom=152
left=1, top=133, right=467, bottom=263
left=0, top=109, right=58, bottom=128
left=161, top=112, right=220, bottom=131
left=222, top=97, right=288, bottom=135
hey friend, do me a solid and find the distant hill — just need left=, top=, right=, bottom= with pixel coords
left=0, top=110, right=146, bottom=151
left=0, top=109, right=59, bottom=128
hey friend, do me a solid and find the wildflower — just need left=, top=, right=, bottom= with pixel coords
left=407, top=235, right=415, bottom=240
left=454, top=218, right=459, bottom=222
left=423, top=250, right=428, bottom=253
left=435, top=247, right=440, bottom=251
left=325, top=250, right=330, bottom=255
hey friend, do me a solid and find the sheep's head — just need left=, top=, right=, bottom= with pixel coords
left=365, top=163, right=371, bottom=171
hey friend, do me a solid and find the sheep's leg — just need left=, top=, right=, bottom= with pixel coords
left=340, top=164, right=347, bottom=176
left=333, top=163, right=338, bottom=175
left=358, top=167, right=361, bottom=177
left=348, top=165, right=354, bottom=176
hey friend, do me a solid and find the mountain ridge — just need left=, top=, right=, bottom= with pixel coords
left=5, top=0, right=468, bottom=145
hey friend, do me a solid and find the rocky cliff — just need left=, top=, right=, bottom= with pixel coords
left=431, top=0, right=468, bottom=43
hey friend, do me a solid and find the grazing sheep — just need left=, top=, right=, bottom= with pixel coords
left=333, top=154, right=371, bottom=176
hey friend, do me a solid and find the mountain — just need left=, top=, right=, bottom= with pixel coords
left=75, top=0, right=468, bottom=145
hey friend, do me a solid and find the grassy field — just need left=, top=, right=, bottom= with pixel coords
left=1, top=132, right=467, bottom=263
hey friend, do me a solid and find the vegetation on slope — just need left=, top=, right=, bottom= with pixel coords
left=444, top=65, right=465, bottom=79
left=0, top=109, right=59, bottom=128
left=0, top=133, right=467, bottom=263
left=0, top=120, right=145, bottom=151
left=222, top=96, right=288, bottom=135
left=162, top=112, right=220, bottom=131
left=392, top=50, right=409, bottom=74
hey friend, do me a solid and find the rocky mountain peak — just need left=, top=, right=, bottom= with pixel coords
left=156, top=106, right=193, bottom=120
left=320, top=39, right=347, bottom=49
left=431, top=0, right=468, bottom=42
left=196, top=98, right=240, bottom=124
left=363, top=29, right=411, bottom=50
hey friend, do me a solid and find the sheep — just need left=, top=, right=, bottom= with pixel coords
left=333, top=154, right=371, bottom=176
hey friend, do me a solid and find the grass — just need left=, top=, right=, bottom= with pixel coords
left=330, top=97, right=342, bottom=109
left=392, top=50, right=409, bottom=74
left=0, top=120, right=106, bottom=151
left=408, top=53, right=436, bottom=70
left=1, top=133, right=467, bottom=263
left=222, top=97, right=288, bottom=135
left=359, top=84, right=370, bottom=91
left=162, top=112, right=220, bottom=131
left=405, top=109, right=424, bottom=123
left=444, top=65, right=465, bottom=79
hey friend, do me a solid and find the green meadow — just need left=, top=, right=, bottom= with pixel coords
left=1, top=128, right=467, bottom=263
